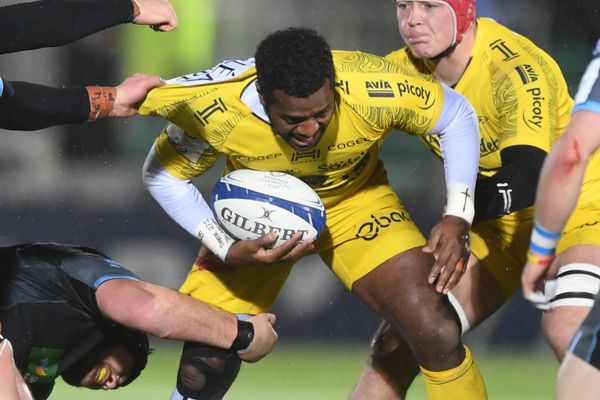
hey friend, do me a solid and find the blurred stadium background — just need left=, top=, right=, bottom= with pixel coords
left=1, top=0, right=599, bottom=398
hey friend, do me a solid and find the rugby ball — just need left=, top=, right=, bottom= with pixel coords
left=210, top=169, right=326, bottom=247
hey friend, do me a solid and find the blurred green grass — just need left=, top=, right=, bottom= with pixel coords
left=52, top=341, right=557, bottom=399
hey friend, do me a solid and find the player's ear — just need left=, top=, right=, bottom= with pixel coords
left=256, top=82, right=266, bottom=106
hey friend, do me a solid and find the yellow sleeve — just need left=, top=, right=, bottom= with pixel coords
left=153, top=125, right=221, bottom=180
left=334, top=51, right=444, bottom=137
left=496, top=57, right=572, bottom=153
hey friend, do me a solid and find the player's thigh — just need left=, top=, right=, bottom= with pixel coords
left=543, top=209, right=600, bottom=345
left=317, top=180, right=426, bottom=291
left=557, top=354, right=600, bottom=400
left=559, top=296, right=600, bottom=399
left=449, top=209, right=533, bottom=328
left=541, top=221, right=600, bottom=357
left=179, top=251, right=294, bottom=314
left=469, top=207, right=534, bottom=300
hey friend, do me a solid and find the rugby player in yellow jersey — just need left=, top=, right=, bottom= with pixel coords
left=140, top=28, right=484, bottom=399
left=351, top=0, right=577, bottom=399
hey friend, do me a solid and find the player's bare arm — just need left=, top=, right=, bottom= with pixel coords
left=522, top=111, right=600, bottom=303
left=95, top=279, right=278, bottom=360
left=111, top=73, right=166, bottom=117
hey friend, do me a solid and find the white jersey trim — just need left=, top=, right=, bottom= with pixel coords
left=166, top=58, right=255, bottom=87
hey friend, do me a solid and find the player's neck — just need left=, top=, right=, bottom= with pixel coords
left=425, top=23, right=477, bottom=87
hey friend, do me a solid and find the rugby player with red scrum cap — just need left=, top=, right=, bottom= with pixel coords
left=351, top=1, right=573, bottom=398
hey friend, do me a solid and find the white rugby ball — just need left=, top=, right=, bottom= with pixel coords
left=210, top=169, right=326, bottom=247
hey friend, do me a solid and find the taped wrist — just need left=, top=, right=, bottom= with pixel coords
left=445, top=183, right=475, bottom=225
left=229, top=320, right=255, bottom=352
left=86, top=86, right=116, bottom=121
left=196, top=218, right=235, bottom=262
left=527, top=221, right=560, bottom=265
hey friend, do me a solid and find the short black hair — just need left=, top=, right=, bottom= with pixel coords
left=255, top=27, right=335, bottom=102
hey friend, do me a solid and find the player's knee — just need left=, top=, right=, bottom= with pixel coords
left=179, top=362, right=209, bottom=391
left=176, top=343, right=241, bottom=399
left=541, top=263, right=599, bottom=360
left=371, top=321, right=403, bottom=355
left=542, top=310, right=581, bottom=361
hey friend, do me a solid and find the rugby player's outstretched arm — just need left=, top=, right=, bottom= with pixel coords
left=95, top=279, right=278, bottom=362
left=0, top=73, right=163, bottom=130
left=0, top=0, right=178, bottom=54
left=522, top=111, right=600, bottom=298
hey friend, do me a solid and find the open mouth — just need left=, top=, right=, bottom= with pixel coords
left=289, top=132, right=320, bottom=149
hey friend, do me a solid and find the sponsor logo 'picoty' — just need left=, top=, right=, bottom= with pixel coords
left=522, top=87, right=545, bottom=131
left=396, top=80, right=432, bottom=109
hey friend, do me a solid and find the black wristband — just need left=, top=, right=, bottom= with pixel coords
left=229, top=320, right=254, bottom=352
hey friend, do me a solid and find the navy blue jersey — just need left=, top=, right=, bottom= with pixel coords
left=573, top=39, right=600, bottom=115
left=0, top=243, right=139, bottom=399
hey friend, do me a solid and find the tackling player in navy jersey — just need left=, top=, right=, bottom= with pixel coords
left=0, top=243, right=277, bottom=399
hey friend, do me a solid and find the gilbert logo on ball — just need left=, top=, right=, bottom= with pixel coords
left=210, top=169, right=326, bottom=247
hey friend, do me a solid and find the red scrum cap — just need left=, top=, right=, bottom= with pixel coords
left=442, top=0, right=476, bottom=43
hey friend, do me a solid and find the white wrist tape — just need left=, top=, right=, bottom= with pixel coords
left=445, top=183, right=475, bottom=225
left=196, top=218, right=235, bottom=262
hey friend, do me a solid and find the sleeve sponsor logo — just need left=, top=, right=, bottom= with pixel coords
left=167, top=58, right=255, bottom=86
left=522, top=87, right=545, bottom=131
left=366, top=80, right=395, bottom=98
left=396, top=79, right=433, bottom=109
left=515, top=64, right=539, bottom=84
